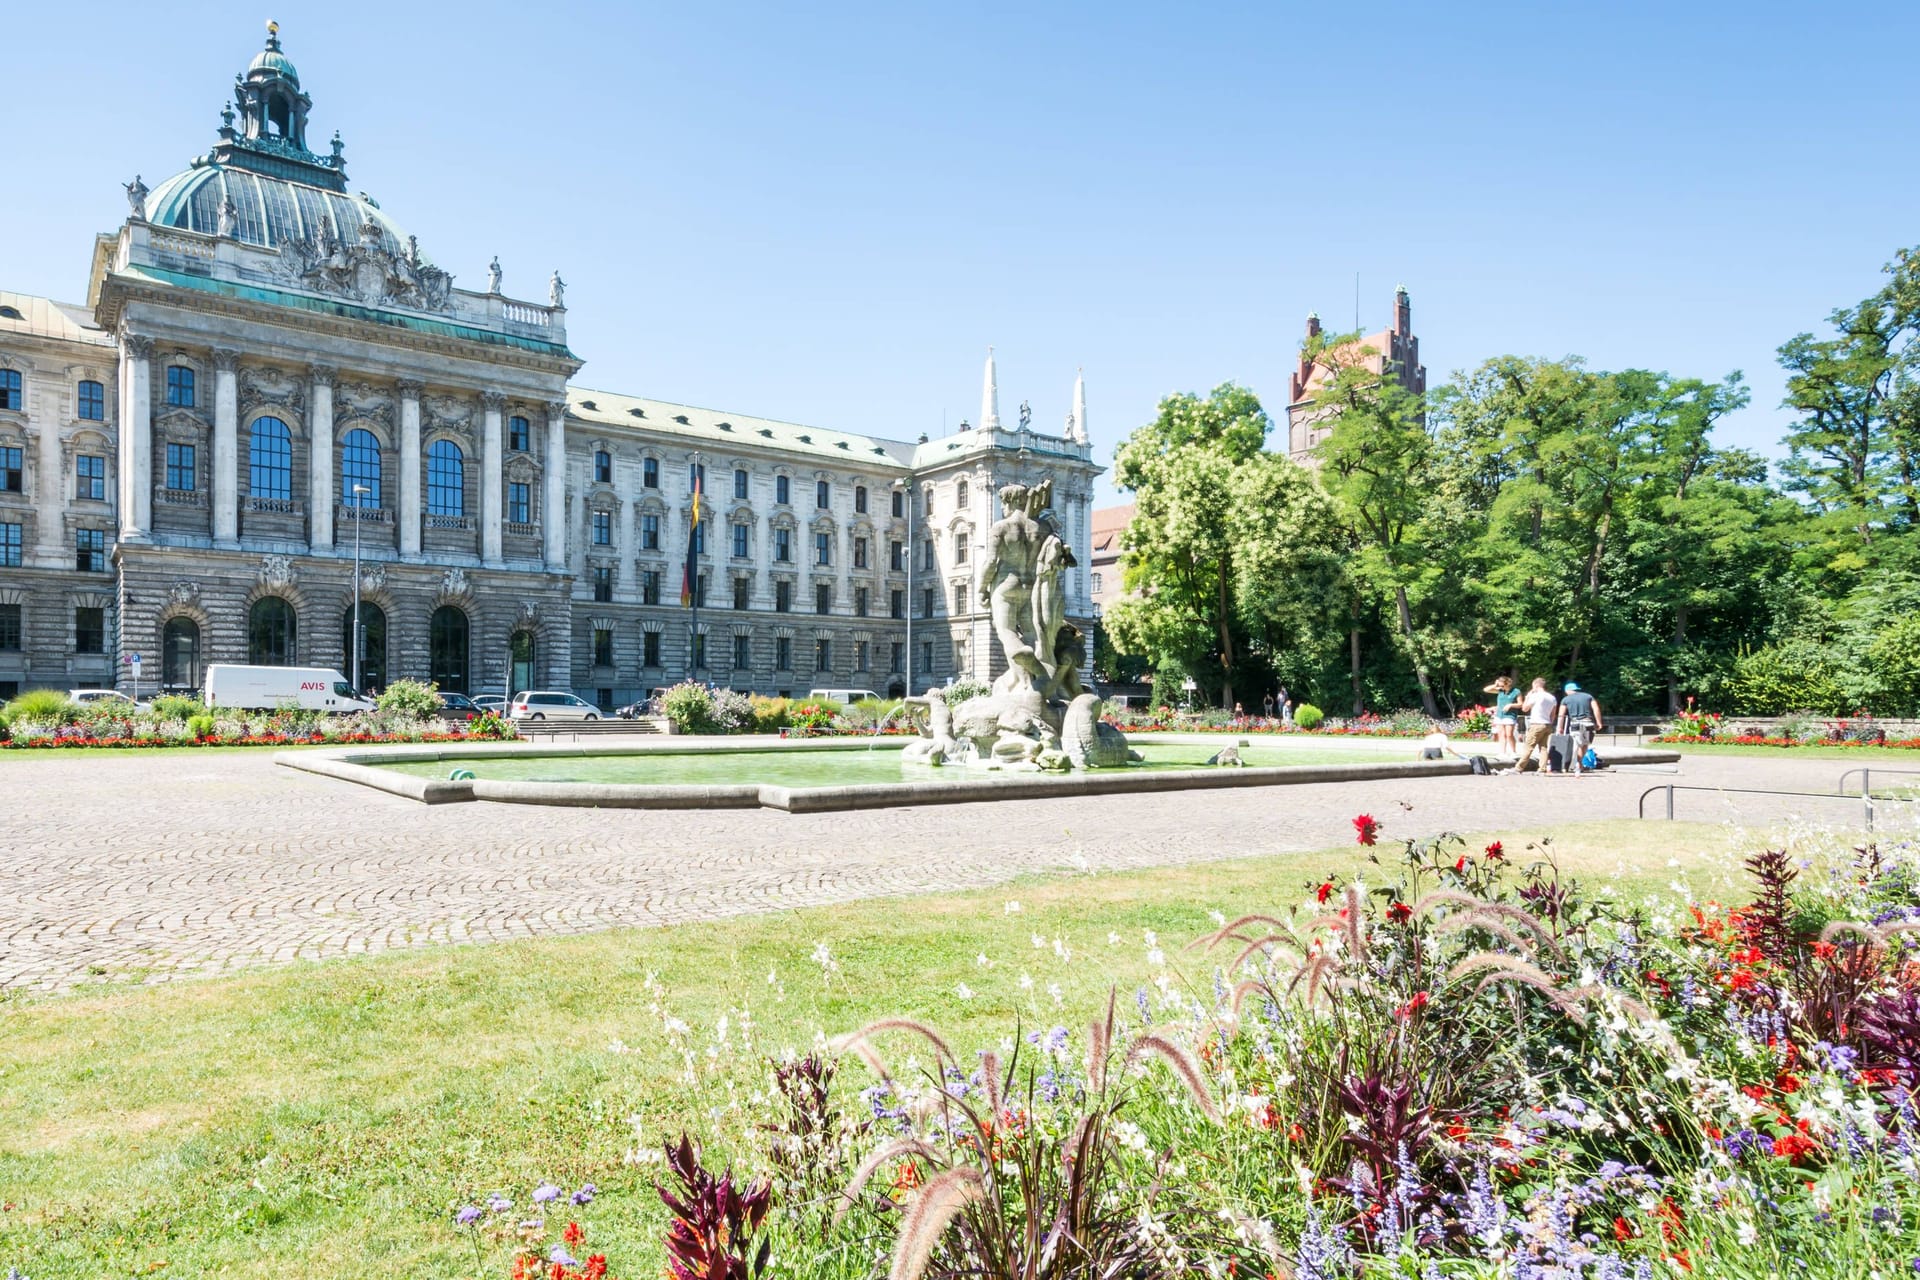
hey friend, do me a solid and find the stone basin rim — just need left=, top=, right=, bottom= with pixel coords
left=273, top=743, right=1684, bottom=813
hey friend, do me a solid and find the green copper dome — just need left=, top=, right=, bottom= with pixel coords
left=248, top=46, right=299, bottom=82
left=145, top=162, right=409, bottom=254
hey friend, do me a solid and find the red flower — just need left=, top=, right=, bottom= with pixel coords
left=1484, top=841, right=1504, bottom=860
left=1352, top=814, right=1380, bottom=846
left=1316, top=881, right=1334, bottom=904
left=1454, top=855, right=1470, bottom=873
left=1772, top=1132, right=1818, bottom=1163
left=1387, top=902, right=1413, bottom=923
left=1613, top=1215, right=1636, bottom=1241
left=563, top=1221, right=584, bottom=1246
left=583, top=1258, right=608, bottom=1280
left=1394, top=991, right=1429, bottom=1020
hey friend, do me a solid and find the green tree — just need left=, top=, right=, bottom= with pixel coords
left=1305, top=330, right=1444, bottom=714
left=1104, top=385, right=1342, bottom=710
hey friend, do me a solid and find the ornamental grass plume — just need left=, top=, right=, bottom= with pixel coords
left=885, top=1167, right=988, bottom=1280
left=833, top=1018, right=959, bottom=1074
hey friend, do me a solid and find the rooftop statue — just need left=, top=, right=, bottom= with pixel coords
left=124, top=175, right=148, bottom=219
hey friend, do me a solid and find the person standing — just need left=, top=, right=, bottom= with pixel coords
left=1277, top=684, right=1293, bottom=726
left=1557, top=682, right=1604, bottom=777
left=1262, top=692, right=1275, bottom=721
left=1483, top=675, right=1520, bottom=756
left=1514, top=678, right=1558, bottom=775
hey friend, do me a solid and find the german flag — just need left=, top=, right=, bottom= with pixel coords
left=679, top=468, right=703, bottom=606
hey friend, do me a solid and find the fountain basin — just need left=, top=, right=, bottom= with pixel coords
left=274, top=736, right=1681, bottom=813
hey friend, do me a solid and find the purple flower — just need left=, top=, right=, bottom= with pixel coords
left=519, top=1219, right=544, bottom=1232
left=549, top=1245, right=581, bottom=1268
left=454, top=1204, right=483, bottom=1226
left=570, top=1183, right=597, bottom=1206
left=485, top=1194, right=512, bottom=1213
left=532, top=1181, right=562, bottom=1204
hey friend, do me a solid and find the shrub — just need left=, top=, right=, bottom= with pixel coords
left=661, top=682, right=719, bottom=734
left=787, top=701, right=835, bottom=733
left=1149, top=659, right=1191, bottom=712
left=941, top=678, right=991, bottom=708
left=749, top=696, right=790, bottom=734
left=1293, top=702, right=1324, bottom=729
left=710, top=688, right=754, bottom=734
left=148, top=693, right=203, bottom=720
left=377, top=678, right=442, bottom=719
left=4, top=688, right=77, bottom=726
left=467, top=710, right=514, bottom=741
left=186, top=714, right=217, bottom=739
left=0, top=713, right=9, bottom=742
left=1722, top=641, right=1847, bottom=716
left=1458, top=704, right=1492, bottom=735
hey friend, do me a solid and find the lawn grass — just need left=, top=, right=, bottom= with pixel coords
left=0, top=818, right=1758, bottom=1278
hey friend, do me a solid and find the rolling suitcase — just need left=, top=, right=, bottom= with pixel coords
left=1547, top=732, right=1574, bottom=773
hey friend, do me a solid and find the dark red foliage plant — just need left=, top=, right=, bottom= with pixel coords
left=658, top=1135, right=773, bottom=1280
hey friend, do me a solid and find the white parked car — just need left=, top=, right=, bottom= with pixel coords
left=509, top=690, right=602, bottom=721
left=808, top=688, right=881, bottom=705
left=471, top=695, right=508, bottom=714
left=69, top=688, right=137, bottom=706
left=203, top=664, right=376, bottom=714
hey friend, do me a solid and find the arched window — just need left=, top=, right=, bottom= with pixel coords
left=430, top=605, right=470, bottom=693
left=341, top=429, right=381, bottom=507
left=956, top=479, right=969, bottom=508
left=249, top=416, right=292, bottom=500
left=427, top=440, right=464, bottom=516
left=343, top=602, right=387, bottom=691
left=77, top=380, right=104, bottom=421
left=508, top=415, right=530, bottom=451
left=510, top=630, right=537, bottom=696
left=249, top=597, right=298, bottom=666
left=1090, top=571, right=1103, bottom=595
left=166, top=365, right=196, bottom=407
left=162, top=617, right=201, bottom=689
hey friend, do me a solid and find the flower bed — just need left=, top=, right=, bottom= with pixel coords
left=1656, top=732, right=1920, bottom=750
left=0, top=728, right=485, bottom=750
left=420, top=819, right=1920, bottom=1278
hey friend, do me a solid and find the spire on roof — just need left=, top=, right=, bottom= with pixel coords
left=979, top=347, right=1001, bottom=432
left=1066, top=368, right=1088, bottom=444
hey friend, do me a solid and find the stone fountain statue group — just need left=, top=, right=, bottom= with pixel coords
left=902, top=476, right=1139, bottom=771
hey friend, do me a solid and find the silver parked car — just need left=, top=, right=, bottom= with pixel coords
left=508, top=690, right=602, bottom=721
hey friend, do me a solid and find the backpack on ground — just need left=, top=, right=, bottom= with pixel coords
left=1468, top=754, right=1491, bottom=776
left=1581, top=746, right=1600, bottom=770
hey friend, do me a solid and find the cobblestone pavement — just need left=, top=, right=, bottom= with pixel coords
left=0, top=747, right=1863, bottom=992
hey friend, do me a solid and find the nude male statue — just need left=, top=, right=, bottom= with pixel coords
left=978, top=482, right=1046, bottom=682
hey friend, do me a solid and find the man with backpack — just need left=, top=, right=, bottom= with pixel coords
left=1557, top=682, right=1604, bottom=777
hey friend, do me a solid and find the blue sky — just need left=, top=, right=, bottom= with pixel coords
left=5, top=2, right=1914, bottom=504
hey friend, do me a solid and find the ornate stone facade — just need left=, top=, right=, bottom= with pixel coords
left=0, top=24, right=1100, bottom=703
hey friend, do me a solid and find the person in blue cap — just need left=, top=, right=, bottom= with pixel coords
left=1556, top=681, right=1604, bottom=777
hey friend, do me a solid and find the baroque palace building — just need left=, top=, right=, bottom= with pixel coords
left=0, top=25, right=1099, bottom=704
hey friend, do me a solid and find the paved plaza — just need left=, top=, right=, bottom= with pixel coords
left=0, top=747, right=1867, bottom=992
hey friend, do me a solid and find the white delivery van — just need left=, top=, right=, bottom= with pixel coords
left=808, top=687, right=882, bottom=705
left=202, top=664, right=376, bottom=714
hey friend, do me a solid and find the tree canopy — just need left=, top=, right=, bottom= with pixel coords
left=1102, top=245, right=1920, bottom=717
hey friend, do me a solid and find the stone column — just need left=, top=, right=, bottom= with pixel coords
left=308, top=364, right=335, bottom=550
left=396, top=379, right=422, bottom=558
left=480, top=390, right=504, bottom=565
left=543, top=400, right=568, bottom=571
left=211, top=348, right=240, bottom=545
left=117, top=333, right=153, bottom=540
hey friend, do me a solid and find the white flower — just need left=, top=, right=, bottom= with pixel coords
left=955, top=982, right=975, bottom=1000
left=1004, top=900, right=1022, bottom=914
left=1107, top=931, right=1121, bottom=946
left=811, top=942, right=838, bottom=973
left=976, top=952, right=992, bottom=968
left=1031, top=932, right=1046, bottom=949
left=1144, top=929, right=1158, bottom=947
left=1019, top=972, right=1034, bottom=989
left=1047, top=982, right=1063, bottom=1006
left=1147, top=947, right=1167, bottom=967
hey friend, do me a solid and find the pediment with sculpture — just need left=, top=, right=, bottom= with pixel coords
left=275, top=217, right=454, bottom=313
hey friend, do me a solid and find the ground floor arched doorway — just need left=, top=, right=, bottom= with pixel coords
left=162, top=616, right=201, bottom=690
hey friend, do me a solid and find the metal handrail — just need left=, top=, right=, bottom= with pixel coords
left=1836, top=768, right=1920, bottom=800
left=1639, top=782, right=1919, bottom=829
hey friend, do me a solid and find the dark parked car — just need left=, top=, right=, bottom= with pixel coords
left=437, top=692, right=481, bottom=723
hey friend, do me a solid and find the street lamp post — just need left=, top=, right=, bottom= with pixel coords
left=350, top=483, right=369, bottom=691
left=893, top=478, right=913, bottom=696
